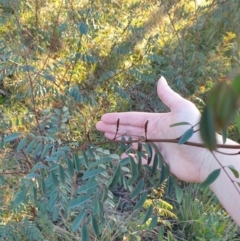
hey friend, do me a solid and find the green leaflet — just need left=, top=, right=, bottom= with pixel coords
left=200, top=168, right=221, bottom=189
left=58, top=164, right=65, bottom=183
left=134, top=191, right=148, bottom=210
left=108, top=165, right=121, bottom=189
left=166, top=176, right=174, bottom=197
left=128, top=156, right=139, bottom=186
left=91, top=213, right=100, bottom=237
left=174, top=182, right=183, bottom=203
left=178, top=127, right=194, bottom=145
left=14, top=187, right=27, bottom=206
left=170, top=122, right=191, bottom=127
left=67, top=159, right=74, bottom=177
left=68, top=195, right=91, bottom=209
left=89, top=156, right=113, bottom=168
left=200, top=105, right=217, bottom=150
left=81, top=224, right=90, bottom=241
left=51, top=171, right=59, bottom=187
left=52, top=206, right=59, bottom=222
left=228, top=165, right=239, bottom=178
left=77, top=180, right=98, bottom=194
left=152, top=154, right=159, bottom=174
left=78, top=22, right=88, bottom=35
left=82, top=167, right=106, bottom=180
left=72, top=211, right=86, bottom=232
left=33, top=142, right=43, bottom=157
left=74, top=153, right=81, bottom=173
left=101, top=185, right=108, bottom=202
left=25, top=139, right=36, bottom=154
left=149, top=215, right=158, bottom=230
left=159, top=163, right=168, bottom=185
left=142, top=205, right=153, bottom=224
left=4, top=132, right=20, bottom=142
left=158, top=226, right=165, bottom=241
left=130, top=179, right=144, bottom=199
left=17, top=137, right=27, bottom=152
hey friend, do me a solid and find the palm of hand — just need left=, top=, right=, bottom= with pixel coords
left=96, top=77, right=212, bottom=183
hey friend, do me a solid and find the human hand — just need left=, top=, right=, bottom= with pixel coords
left=96, top=76, right=213, bottom=183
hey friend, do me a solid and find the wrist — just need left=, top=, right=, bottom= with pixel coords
left=199, top=134, right=240, bottom=183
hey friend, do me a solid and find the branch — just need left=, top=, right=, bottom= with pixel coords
left=89, top=138, right=240, bottom=150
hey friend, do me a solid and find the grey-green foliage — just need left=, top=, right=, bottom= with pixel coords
left=0, top=218, right=44, bottom=241
left=0, top=0, right=240, bottom=240
left=1, top=131, right=169, bottom=239
left=174, top=184, right=240, bottom=241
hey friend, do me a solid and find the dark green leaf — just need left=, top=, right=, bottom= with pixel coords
left=208, top=82, right=236, bottom=130
left=51, top=171, right=59, bottom=187
left=17, top=137, right=27, bottom=152
left=149, top=215, right=158, bottom=230
left=0, top=175, right=4, bottom=185
left=101, top=185, right=108, bottom=202
left=82, top=150, right=89, bottom=168
left=134, top=191, right=148, bottom=210
left=108, top=165, right=121, bottom=189
left=158, top=226, right=164, bottom=241
left=72, top=211, right=86, bottom=232
left=130, top=179, right=144, bottom=199
left=142, top=205, right=153, bottom=224
left=228, top=165, right=239, bottom=178
left=32, top=186, right=37, bottom=204
left=14, top=188, right=27, bottom=206
left=119, top=157, right=130, bottom=166
left=200, top=105, right=217, bottom=150
left=166, top=176, right=174, bottom=196
left=25, top=139, right=36, bottom=154
left=43, top=74, right=55, bottom=81
left=48, top=194, right=57, bottom=212
left=222, top=128, right=227, bottom=144
left=128, top=156, right=139, bottom=186
left=52, top=206, right=59, bottom=222
left=232, top=74, right=240, bottom=95
left=68, top=195, right=91, bottom=209
left=200, top=168, right=221, bottom=189
left=82, top=167, right=106, bottom=180
left=178, top=127, right=194, bottom=145
left=41, top=179, right=46, bottom=195
left=174, top=182, right=183, bottom=203
left=96, top=200, right=103, bottom=216
left=78, top=22, right=88, bottom=35
left=41, top=144, right=52, bottom=159
left=91, top=213, right=100, bottom=237
left=77, top=180, right=98, bottom=194
left=152, top=154, right=159, bottom=174
left=67, top=159, right=74, bottom=177
left=21, top=65, right=35, bottom=72
left=143, top=143, right=152, bottom=164
left=81, top=224, right=90, bottom=241
left=170, top=122, right=191, bottom=127
left=159, top=163, right=167, bottom=185
left=89, top=156, right=113, bottom=168
left=33, top=142, right=43, bottom=157
left=74, top=153, right=81, bottom=173
left=58, top=164, right=65, bottom=183
left=4, top=132, right=20, bottom=142
left=136, top=151, right=143, bottom=172
left=235, top=115, right=240, bottom=134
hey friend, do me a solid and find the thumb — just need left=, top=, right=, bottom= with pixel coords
left=157, top=76, right=185, bottom=111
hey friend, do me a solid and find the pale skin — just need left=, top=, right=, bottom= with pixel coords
left=96, top=76, right=240, bottom=226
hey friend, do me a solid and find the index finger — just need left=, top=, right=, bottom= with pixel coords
left=100, top=112, right=158, bottom=128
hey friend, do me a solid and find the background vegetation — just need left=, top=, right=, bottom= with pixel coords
left=0, top=0, right=240, bottom=240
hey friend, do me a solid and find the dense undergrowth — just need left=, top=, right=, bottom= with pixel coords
left=0, top=0, right=240, bottom=240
